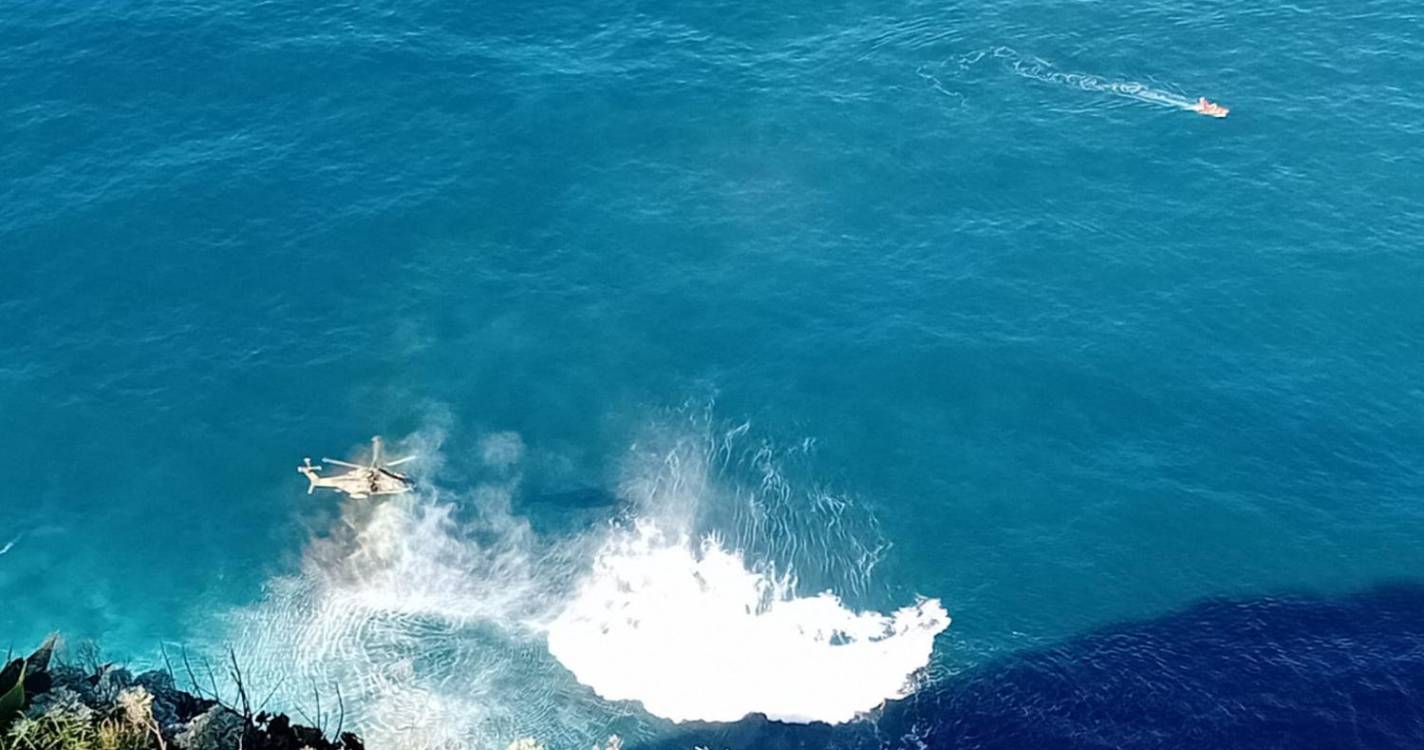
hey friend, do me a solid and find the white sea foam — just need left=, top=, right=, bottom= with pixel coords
left=547, top=520, right=948, bottom=724
left=220, top=416, right=949, bottom=746
left=224, top=428, right=601, bottom=749
left=545, top=418, right=948, bottom=724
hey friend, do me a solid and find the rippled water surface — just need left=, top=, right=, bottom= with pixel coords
left=3, top=0, right=1423, bottom=747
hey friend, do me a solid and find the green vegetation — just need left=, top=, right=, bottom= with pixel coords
left=0, top=636, right=361, bottom=750
left=5, top=708, right=150, bottom=750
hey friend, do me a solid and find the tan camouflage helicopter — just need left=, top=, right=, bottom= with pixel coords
left=297, top=436, right=415, bottom=499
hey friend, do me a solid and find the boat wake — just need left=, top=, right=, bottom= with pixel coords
left=922, top=46, right=1200, bottom=113
left=219, top=414, right=949, bottom=747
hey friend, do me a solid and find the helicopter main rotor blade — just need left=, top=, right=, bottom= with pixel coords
left=323, top=458, right=364, bottom=469
left=383, top=456, right=417, bottom=467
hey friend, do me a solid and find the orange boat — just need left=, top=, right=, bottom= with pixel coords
left=1192, top=97, right=1229, bottom=118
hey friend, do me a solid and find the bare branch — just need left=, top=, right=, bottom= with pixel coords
left=203, top=656, right=225, bottom=709
left=180, top=647, right=206, bottom=701
left=160, top=643, right=177, bottom=687
left=256, top=674, right=288, bottom=715
left=313, top=679, right=324, bottom=734
left=226, top=646, right=253, bottom=721
left=333, top=682, right=345, bottom=742
left=75, top=640, right=103, bottom=677
left=293, top=703, right=318, bottom=728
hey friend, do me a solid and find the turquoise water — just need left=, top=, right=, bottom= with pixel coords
left=4, top=0, right=1423, bottom=747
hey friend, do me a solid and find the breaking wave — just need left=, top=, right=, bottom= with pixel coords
left=218, top=412, right=949, bottom=746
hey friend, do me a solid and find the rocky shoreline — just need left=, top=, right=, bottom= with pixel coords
left=1, top=636, right=362, bottom=750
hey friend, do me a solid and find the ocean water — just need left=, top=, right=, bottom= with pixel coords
left=3, top=0, right=1423, bottom=747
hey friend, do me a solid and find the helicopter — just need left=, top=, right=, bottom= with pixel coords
left=297, top=436, right=415, bottom=499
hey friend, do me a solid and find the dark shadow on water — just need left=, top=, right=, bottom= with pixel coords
left=531, top=486, right=621, bottom=509
left=639, top=583, right=1424, bottom=750
left=516, top=485, right=622, bottom=536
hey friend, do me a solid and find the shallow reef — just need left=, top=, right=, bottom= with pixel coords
left=1, top=635, right=363, bottom=750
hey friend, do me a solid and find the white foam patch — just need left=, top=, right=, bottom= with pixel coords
left=216, top=416, right=950, bottom=746
left=546, top=420, right=949, bottom=725
left=547, top=520, right=948, bottom=724
left=221, top=430, right=612, bottom=750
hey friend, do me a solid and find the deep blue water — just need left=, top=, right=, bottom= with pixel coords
left=657, top=584, right=1424, bottom=749
left=3, top=0, right=1423, bottom=747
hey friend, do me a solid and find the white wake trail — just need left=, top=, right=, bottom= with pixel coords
left=927, top=46, right=1200, bottom=112
left=993, top=47, right=1196, bottom=110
